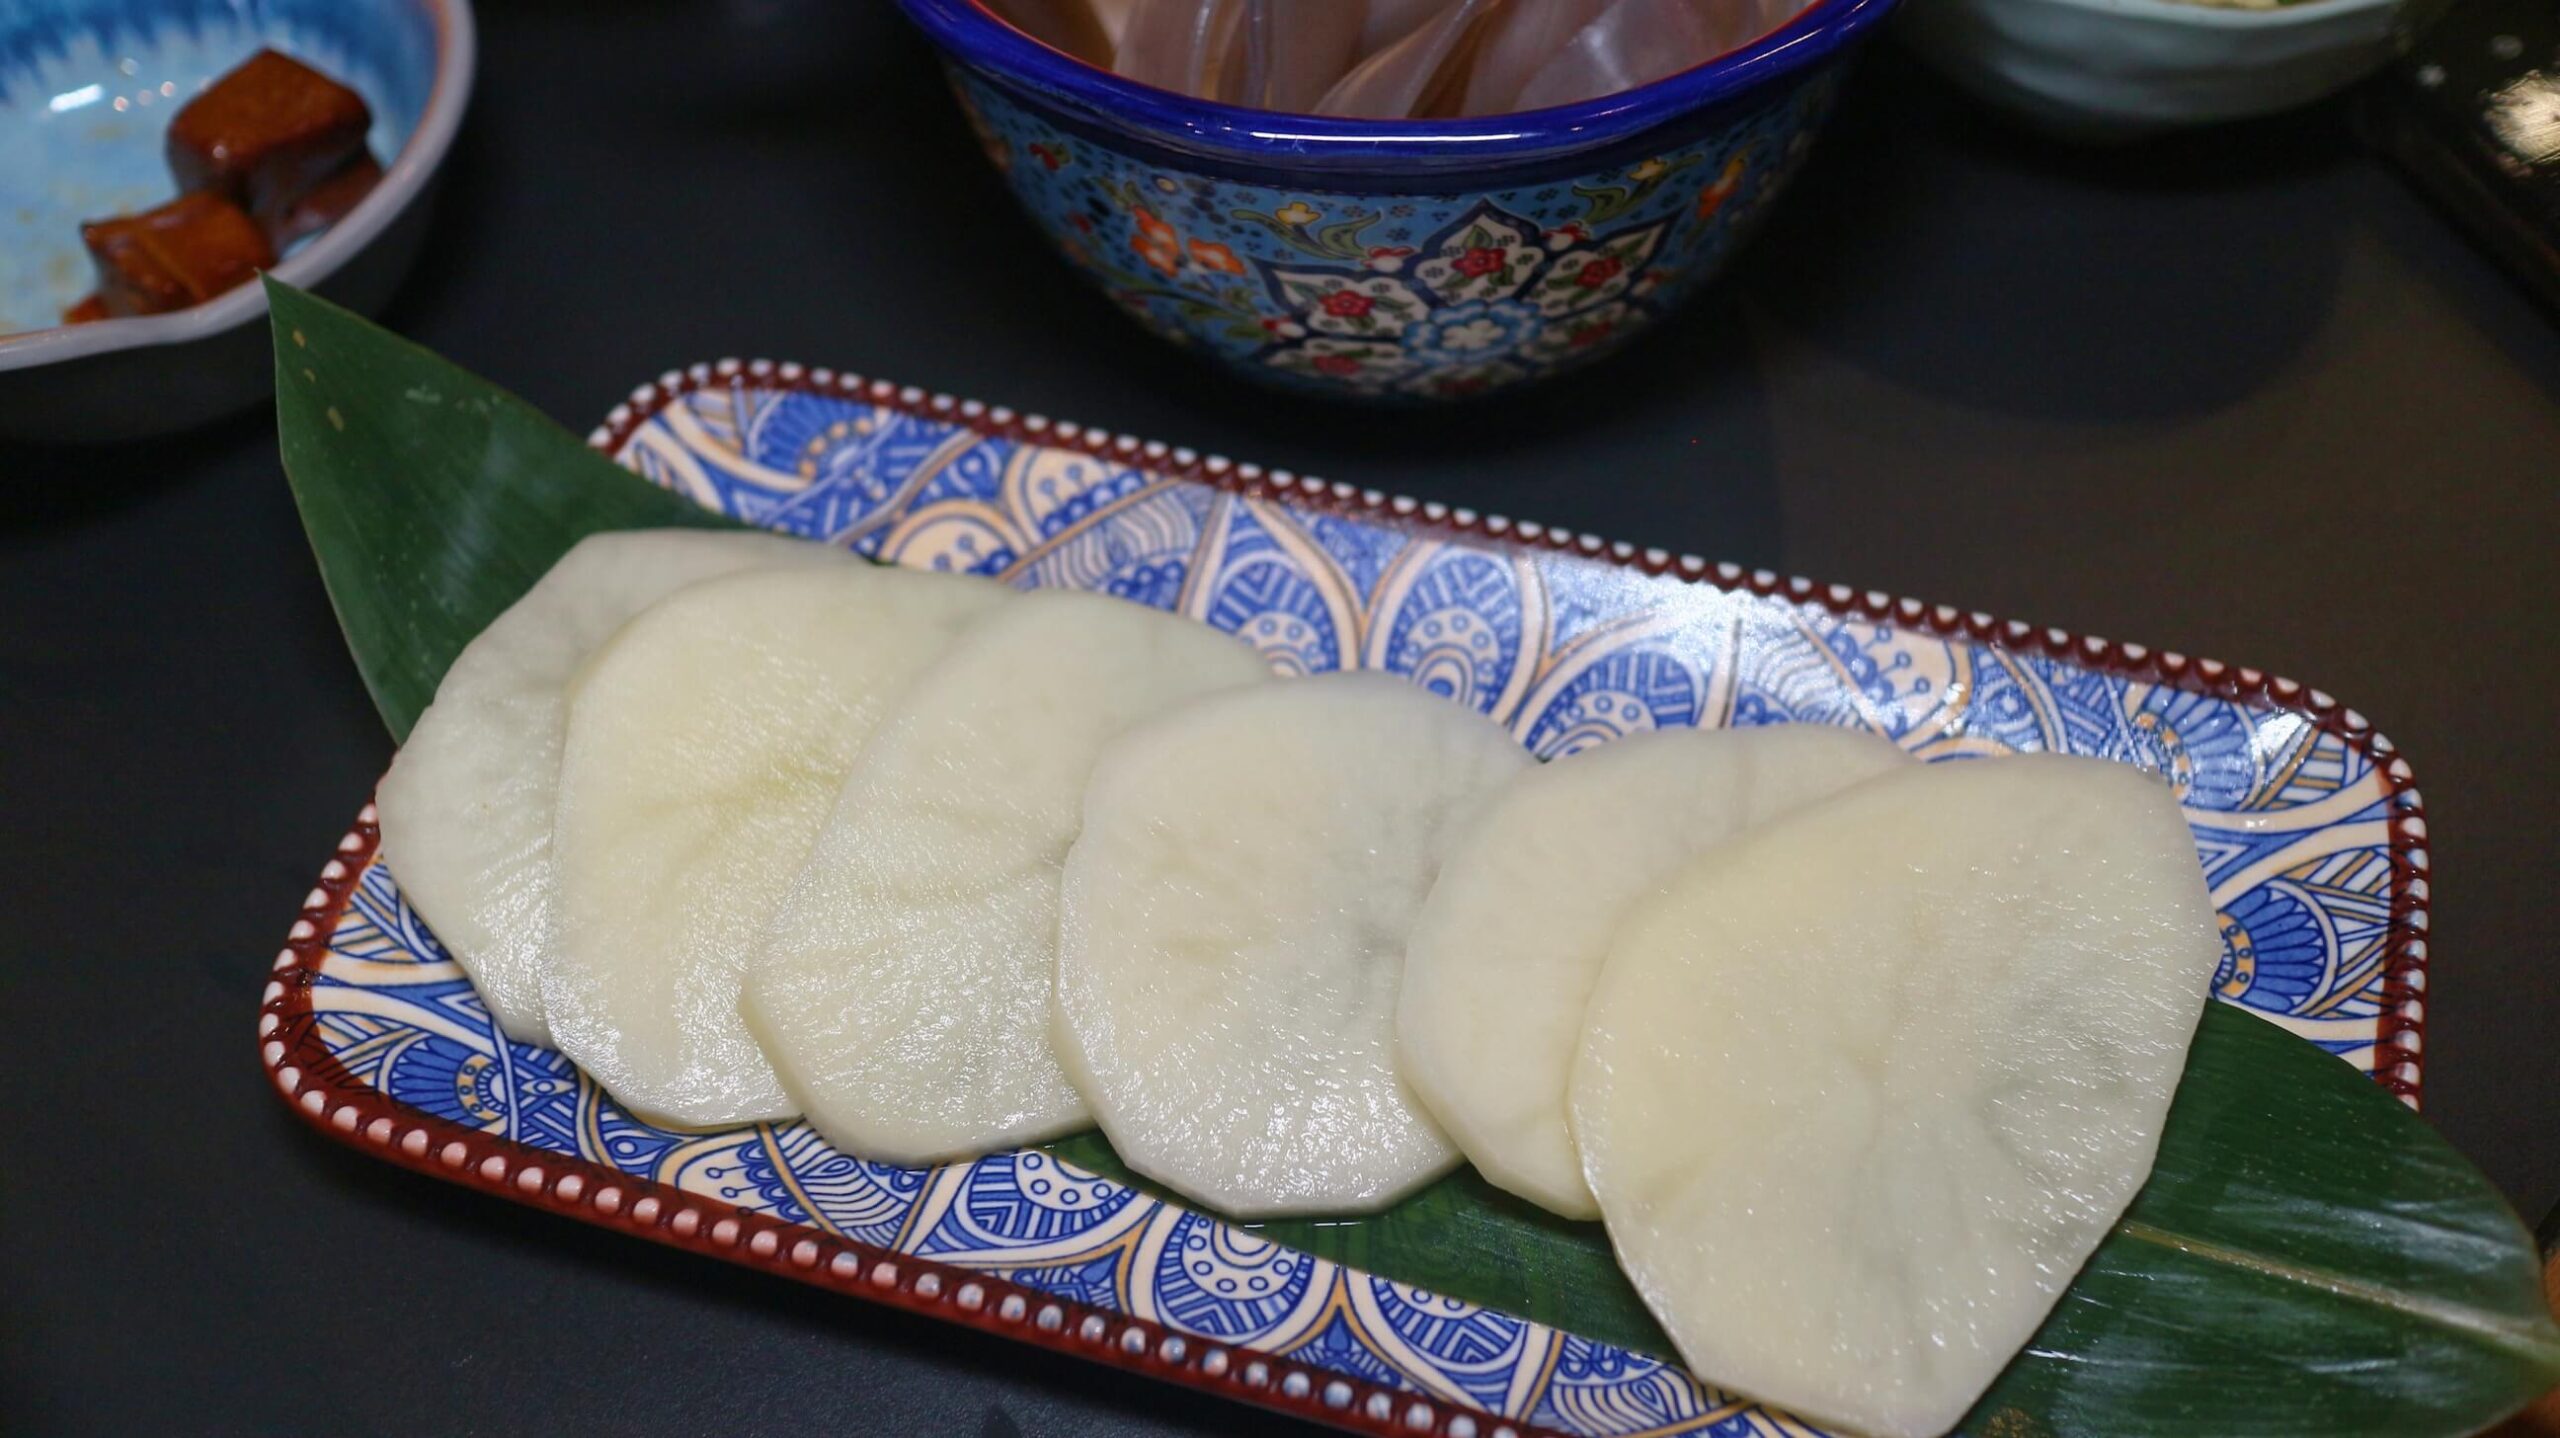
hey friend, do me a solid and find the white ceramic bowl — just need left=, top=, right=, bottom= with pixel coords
left=1899, top=0, right=2409, bottom=137
left=0, top=0, right=475, bottom=445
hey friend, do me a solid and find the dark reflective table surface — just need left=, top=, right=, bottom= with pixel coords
left=5, top=4, right=2554, bottom=1433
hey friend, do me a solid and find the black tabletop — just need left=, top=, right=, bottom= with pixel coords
left=5, top=3, right=2555, bottom=1434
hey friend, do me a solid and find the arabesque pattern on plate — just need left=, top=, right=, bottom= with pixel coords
left=304, top=378, right=2411, bottom=1438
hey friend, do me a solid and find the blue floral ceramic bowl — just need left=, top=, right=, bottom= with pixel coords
left=0, top=0, right=473, bottom=443
left=896, top=0, right=1896, bottom=401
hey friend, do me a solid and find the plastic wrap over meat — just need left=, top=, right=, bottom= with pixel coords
left=981, top=0, right=1806, bottom=117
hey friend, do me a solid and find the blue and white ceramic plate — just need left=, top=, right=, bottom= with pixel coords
left=257, top=363, right=2429, bottom=1438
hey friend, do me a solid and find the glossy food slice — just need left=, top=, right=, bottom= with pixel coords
left=1570, top=754, right=2220, bottom=1438
left=166, top=48, right=371, bottom=220
left=267, top=151, right=383, bottom=251
left=544, top=565, right=1006, bottom=1126
left=1056, top=672, right=1532, bottom=1218
left=79, top=191, right=273, bottom=317
left=376, top=528, right=841, bottom=1046
left=746, top=589, right=1272, bottom=1166
left=1399, top=724, right=1909, bottom=1218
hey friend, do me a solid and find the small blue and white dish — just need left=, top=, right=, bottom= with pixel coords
left=893, top=0, right=1899, bottom=402
left=0, top=0, right=474, bottom=444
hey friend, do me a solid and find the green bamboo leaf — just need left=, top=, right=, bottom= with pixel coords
left=269, top=282, right=2560, bottom=1436
left=1969, top=1001, right=2560, bottom=1437
left=1054, top=1006, right=2560, bottom=1436
left=267, top=279, right=741, bottom=742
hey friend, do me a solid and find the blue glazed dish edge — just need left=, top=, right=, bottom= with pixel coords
left=892, top=0, right=1899, bottom=399
left=893, top=0, right=1902, bottom=187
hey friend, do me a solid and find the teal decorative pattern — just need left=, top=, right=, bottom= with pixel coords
left=945, top=70, right=1838, bottom=400
left=284, top=366, right=2425, bottom=1438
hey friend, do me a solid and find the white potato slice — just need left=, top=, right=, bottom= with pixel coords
left=1399, top=724, right=1909, bottom=1219
left=544, top=565, right=1007, bottom=1126
left=376, top=528, right=843, bottom=1047
left=1570, top=754, right=2219, bottom=1438
left=1056, top=672, right=1532, bottom=1218
left=745, top=589, right=1273, bottom=1166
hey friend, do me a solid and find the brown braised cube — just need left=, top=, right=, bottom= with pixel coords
left=60, top=294, right=113, bottom=325
left=265, top=151, right=383, bottom=252
left=80, top=192, right=276, bottom=318
left=166, top=49, right=372, bottom=226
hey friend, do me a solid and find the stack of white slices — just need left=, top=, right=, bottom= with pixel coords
left=377, top=527, right=2221, bottom=1438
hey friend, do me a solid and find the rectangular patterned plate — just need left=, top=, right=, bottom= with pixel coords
left=259, top=360, right=2430, bottom=1438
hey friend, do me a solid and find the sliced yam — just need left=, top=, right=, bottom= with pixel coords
left=1398, top=724, right=1909, bottom=1219
left=1569, top=754, right=2220, bottom=1438
left=375, top=528, right=843, bottom=1047
left=543, top=565, right=1007, bottom=1126
left=1055, top=672, right=1532, bottom=1218
left=745, top=589, right=1273, bottom=1166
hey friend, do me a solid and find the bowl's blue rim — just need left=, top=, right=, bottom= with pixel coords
left=895, top=0, right=1900, bottom=177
